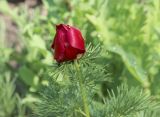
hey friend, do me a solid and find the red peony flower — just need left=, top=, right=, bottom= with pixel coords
left=51, top=24, right=85, bottom=63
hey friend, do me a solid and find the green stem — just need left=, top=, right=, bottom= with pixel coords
left=75, top=61, right=90, bottom=117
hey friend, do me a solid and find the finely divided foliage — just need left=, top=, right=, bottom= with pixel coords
left=33, top=45, right=158, bottom=117
left=0, top=76, right=16, bottom=117
left=0, top=0, right=160, bottom=116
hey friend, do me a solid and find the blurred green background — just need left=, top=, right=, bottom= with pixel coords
left=0, top=0, right=160, bottom=116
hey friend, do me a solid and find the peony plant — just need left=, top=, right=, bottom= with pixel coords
left=33, top=24, right=158, bottom=117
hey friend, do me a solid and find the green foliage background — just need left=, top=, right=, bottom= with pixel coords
left=0, top=0, right=160, bottom=116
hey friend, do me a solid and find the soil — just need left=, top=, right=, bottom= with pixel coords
left=7, top=0, right=25, bottom=4
left=8, top=0, right=42, bottom=7
left=0, top=0, right=43, bottom=71
left=0, top=0, right=43, bottom=99
left=0, top=0, right=42, bottom=49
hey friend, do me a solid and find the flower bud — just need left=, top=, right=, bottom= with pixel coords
left=51, top=24, right=85, bottom=63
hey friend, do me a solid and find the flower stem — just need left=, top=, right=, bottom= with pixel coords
left=74, top=60, right=90, bottom=117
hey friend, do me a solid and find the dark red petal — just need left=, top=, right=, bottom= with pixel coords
left=53, top=29, right=66, bottom=62
left=66, top=26, right=85, bottom=51
left=56, top=24, right=68, bottom=32
left=65, top=46, right=78, bottom=60
left=65, top=46, right=85, bottom=61
left=51, top=33, right=57, bottom=49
